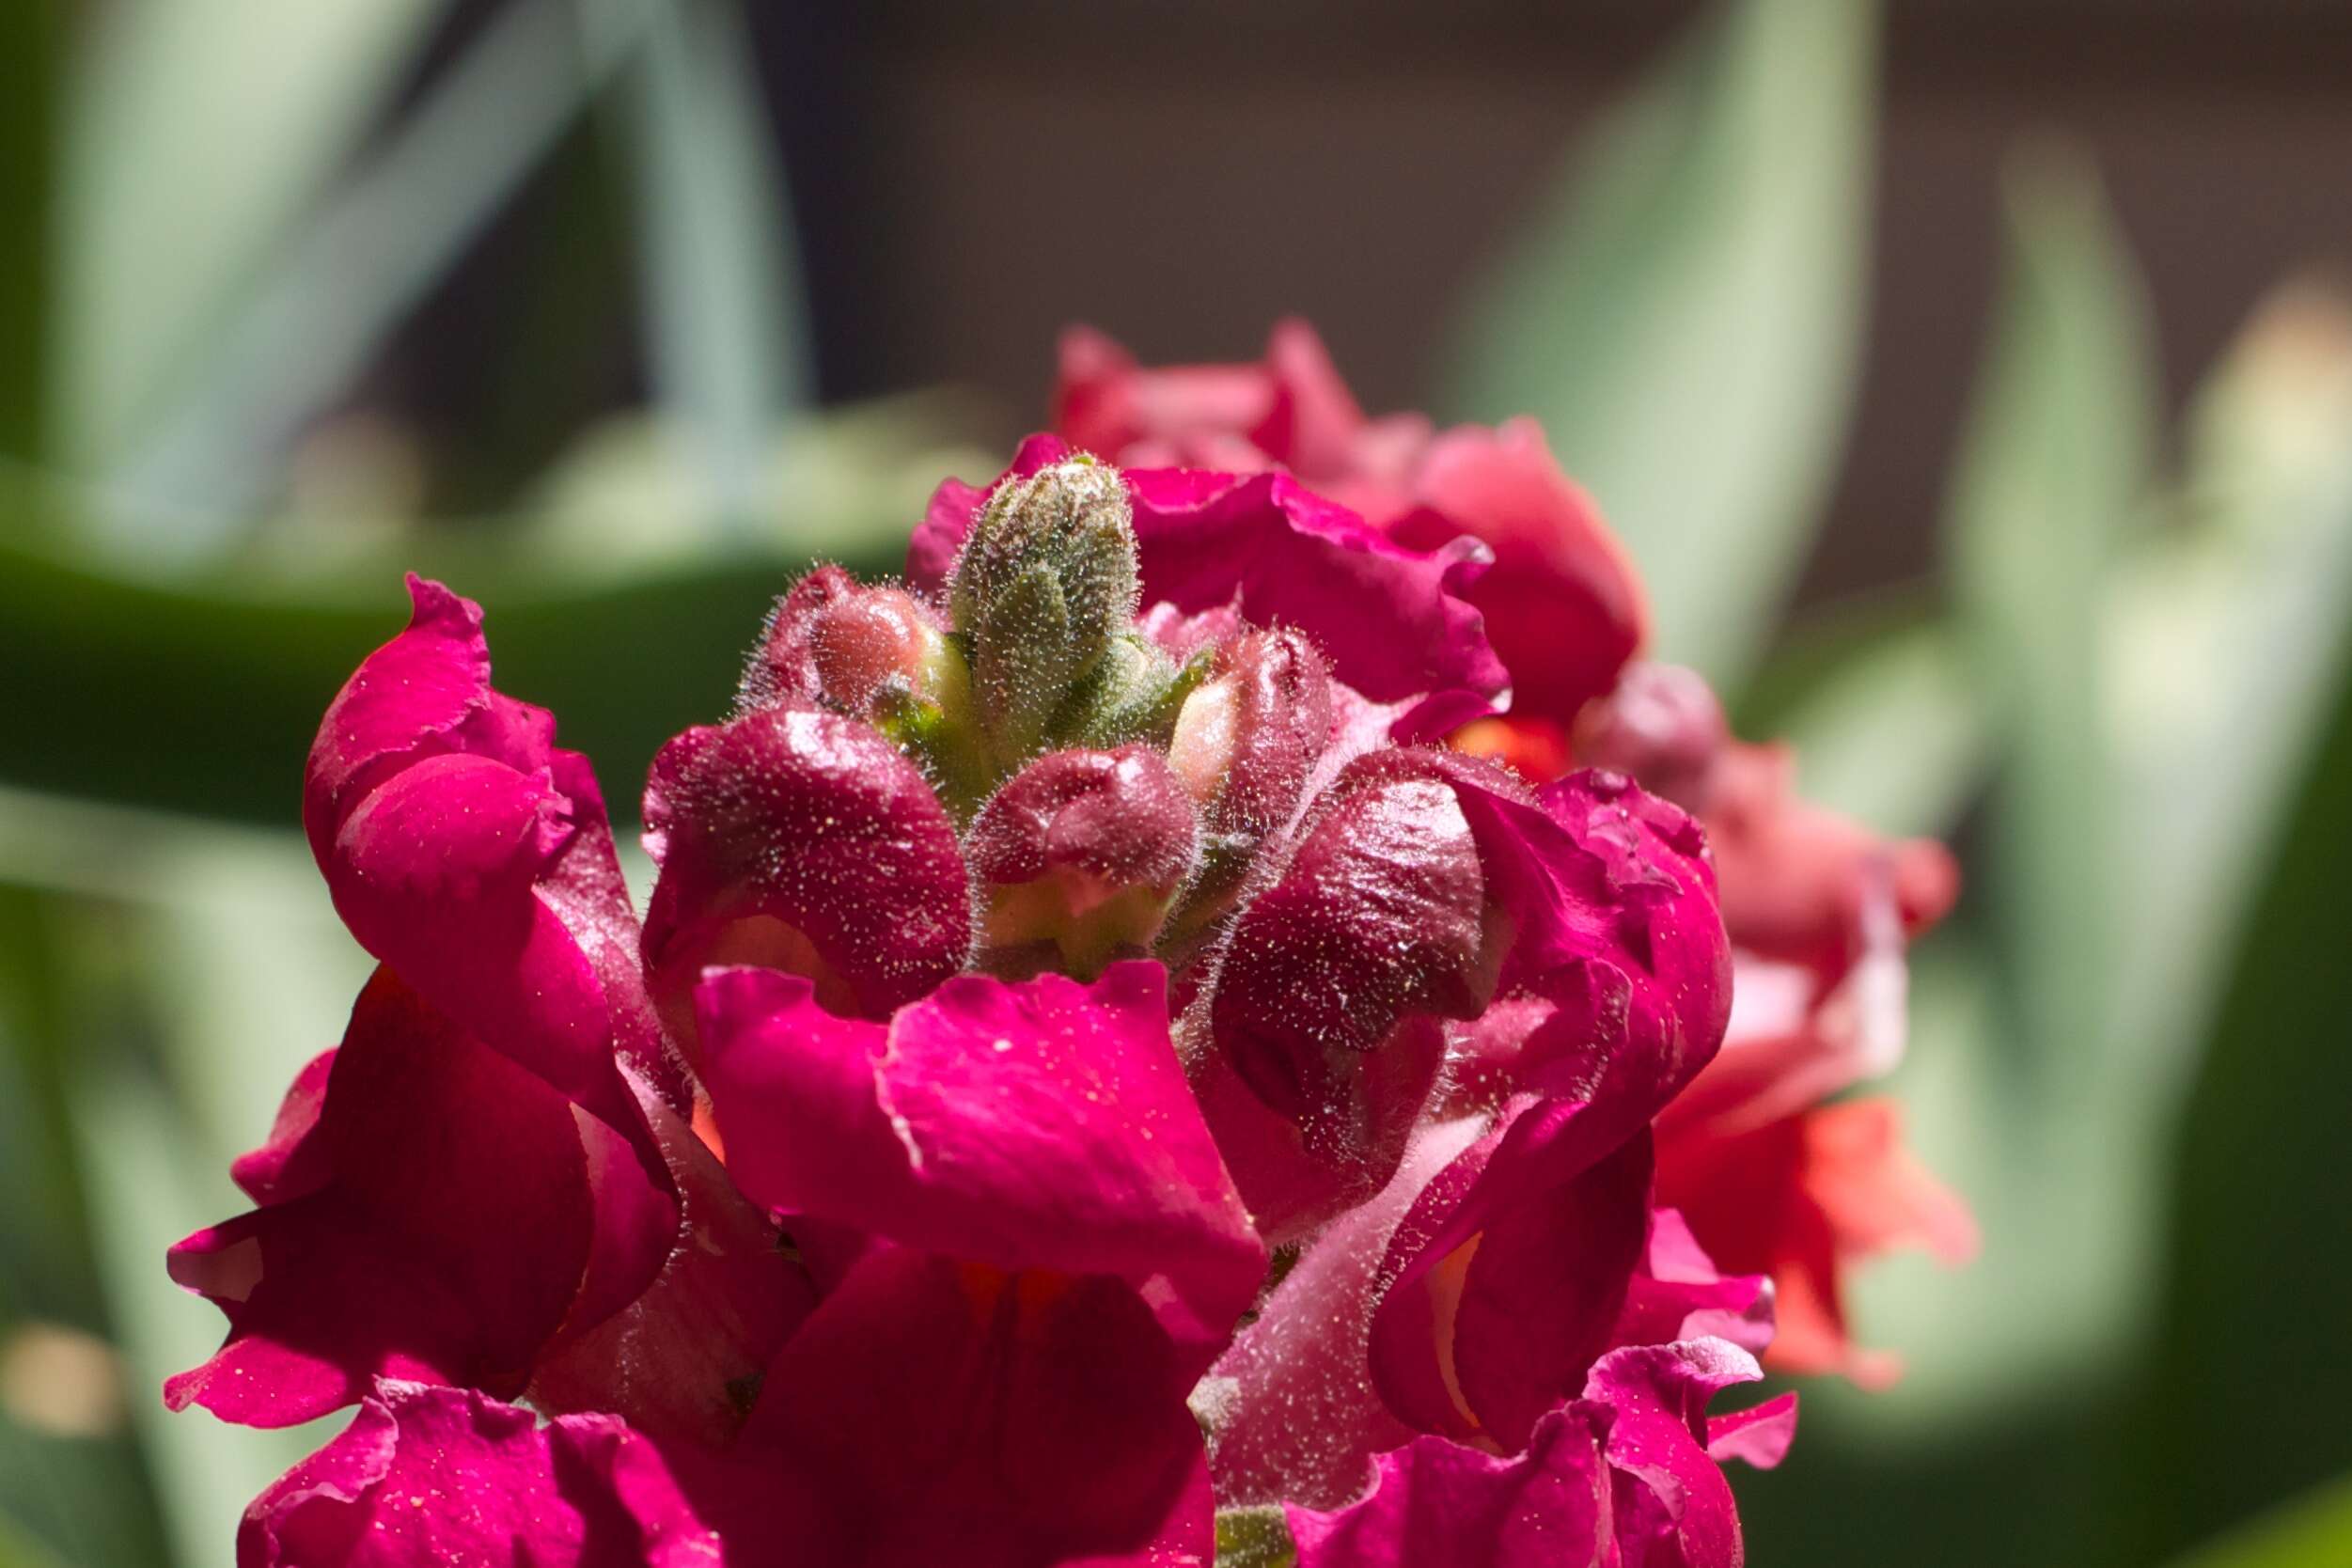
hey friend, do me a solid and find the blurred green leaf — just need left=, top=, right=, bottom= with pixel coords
left=621, top=0, right=811, bottom=528
left=2108, top=281, right=2352, bottom=1059
left=2161, top=1475, right=2352, bottom=1568
left=0, top=1, right=58, bottom=460
left=58, top=0, right=447, bottom=465
left=0, top=402, right=987, bottom=823
left=2135, top=521, right=2352, bottom=1556
left=1946, top=149, right=2155, bottom=1088
left=1750, top=606, right=1987, bottom=839
left=1, top=791, right=364, bottom=1567
left=0, top=1508, right=65, bottom=1568
left=1441, top=0, right=1875, bottom=690
left=102, top=0, right=655, bottom=551
left=0, top=886, right=177, bottom=1568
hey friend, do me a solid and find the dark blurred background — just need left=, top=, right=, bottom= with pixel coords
left=4, top=3, right=2351, bottom=1566
left=364, top=0, right=2352, bottom=595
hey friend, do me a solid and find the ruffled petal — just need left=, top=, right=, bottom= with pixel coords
left=1584, top=1339, right=1781, bottom=1568
left=1054, top=325, right=1278, bottom=467
left=167, top=970, right=675, bottom=1429
left=696, top=961, right=1264, bottom=1360
left=306, top=576, right=677, bottom=1115
left=1612, top=1208, right=1776, bottom=1356
left=1283, top=1403, right=1614, bottom=1568
left=232, top=1381, right=757, bottom=1568
left=228, top=1049, right=336, bottom=1205
left=1389, top=417, right=1648, bottom=725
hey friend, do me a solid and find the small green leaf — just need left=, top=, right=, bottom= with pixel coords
left=1215, top=1505, right=1298, bottom=1568
left=1440, top=0, right=1876, bottom=690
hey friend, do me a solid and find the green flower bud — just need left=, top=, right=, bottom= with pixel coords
left=949, top=456, right=1141, bottom=768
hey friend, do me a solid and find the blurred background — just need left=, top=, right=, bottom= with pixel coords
left=4, top=1, right=2350, bottom=1564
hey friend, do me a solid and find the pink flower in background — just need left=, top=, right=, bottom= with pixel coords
left=171, top=309, right=1974, bottom=1563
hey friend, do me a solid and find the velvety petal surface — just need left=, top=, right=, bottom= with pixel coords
left=233, top=1381, right=757, bottom=1568
left=697, top=961, right=1264, bottom=1356
left=167, top=970, right=676, bottom=1429
left=640, top=702, right=973, bottom=1038
left=744, top=1246, right=1214, bottom=1566
left=306, top=575, right=676, bottom=1119
left=1283, top=1403, right=1615, bottom=1568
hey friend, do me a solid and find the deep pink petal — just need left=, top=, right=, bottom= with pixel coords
left=1283, top=1403, right=1614, bottom=1568
left=527, top=1074, right=817, bottom=1449
left=1585, top=1339, right=1777, bottom=1568
left=1706, top=1392, right=1798, bottom=1471
left=233, top=1381, right=748, bottom=1568
left=697, top=962, right=1264, bottom=1357
left=302, top=576, right=550, bottom=865
left=168, top=970, right=675, bottom=1429
left=1612, top=1209, right=1776, bottom=1356
left=1368, top=1102, right=1651, bottom=1445
left=1205, top=1115, right=1487, bottom=1510
left=1451, top=770, right=1732, bottom=1120
left=746, top=1247, right=1213, bottom=1564
left=1389, top=418, right=1648, bottom=725
left=306, top=577, right=677, bottom=1111
left=228, top=1049, right=336, bottom=1205
left=640, top=702, right=972, bottom=1042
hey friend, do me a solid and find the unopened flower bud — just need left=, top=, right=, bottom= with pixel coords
left=742, top=566, right=995, bottom=813
left=1162, top=629, right=1334, bottom=954
left=640, top=703, right=974, bottom=1058
left=1572, top=661, right=1727, bottom=809
left=967, top=746, right=1198, bottom=979
left=949, top=457, right=1142, bottom=766
left=742, top=566, right=949, bottom=716
left=1204, top=750, right=1498, bottom=1231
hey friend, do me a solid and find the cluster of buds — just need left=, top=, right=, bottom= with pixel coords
left=168, top=321, right=1970, bottom=1568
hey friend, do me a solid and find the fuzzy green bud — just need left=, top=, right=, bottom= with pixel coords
left=949, top=456, right=1141, bottom=768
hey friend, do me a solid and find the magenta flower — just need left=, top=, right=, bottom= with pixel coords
left=1053, top=325, right=1976, bottom=1395
left=174, top=437, right=1794, bottom=1565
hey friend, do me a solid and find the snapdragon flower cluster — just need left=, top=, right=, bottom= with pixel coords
left=168, top=323, right=1969, bottom=1567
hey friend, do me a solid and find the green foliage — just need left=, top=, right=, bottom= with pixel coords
left=1442, top=0, right=1874, bottom=691
left=2159, top=1476, right=2352, bottom=1568
left=57, top=0, right=447, bottom=468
